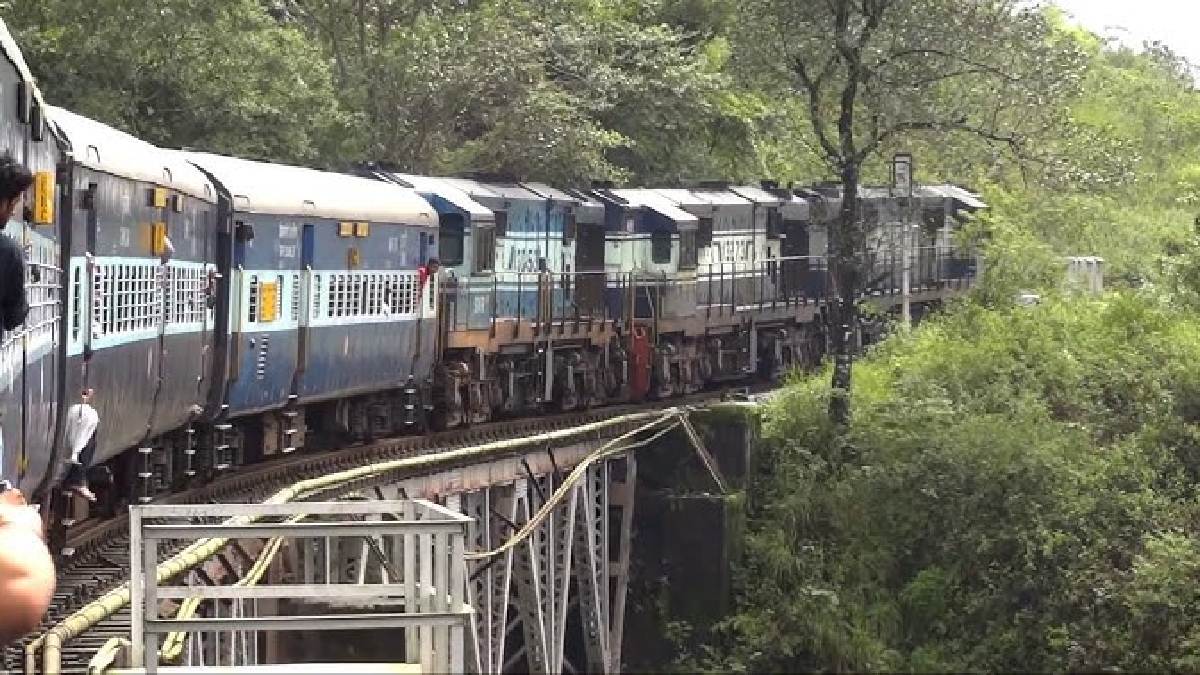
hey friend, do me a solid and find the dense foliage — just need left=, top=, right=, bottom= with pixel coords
left=699, top=293, right=1200, bottom=672
left=731, top=0, right=1086, bottom=423
left=695, top=22, right=1200, bottom=666
left=5, top=0, right=739, bottom=182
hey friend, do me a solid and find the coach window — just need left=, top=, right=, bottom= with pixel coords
left=697, top=217, right=713, bottom=249
left=679, top=230, right=698, bottom=271
left=473, top=226, right=496, bottom=274
left=651, top=231, right=672, bottom=264
left=438, top=214, right=465, bottom=266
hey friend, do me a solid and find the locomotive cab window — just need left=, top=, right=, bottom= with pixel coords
left=438, top=214, right=465, bottom=266
left=679, top=230, right=698, bottom=271
left=473, top=226, right=495, bottom=274
left=651, top=231, right=672, bottom=264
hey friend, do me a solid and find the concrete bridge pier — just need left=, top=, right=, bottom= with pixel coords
left=623, top=404, right=757, bottom=670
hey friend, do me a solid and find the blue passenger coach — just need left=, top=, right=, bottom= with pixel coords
left=50, top=107, right=219, bottom=493
left=185, top=153, right=438, bottom=460
left=0, top=25, right=64, bottom=492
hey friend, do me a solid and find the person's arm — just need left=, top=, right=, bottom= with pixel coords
left=1, top=238, right=29, bottom=331
left=0, top=491, right=55, bottom=645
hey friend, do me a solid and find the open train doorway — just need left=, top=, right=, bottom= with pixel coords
left=780, top=218, right=809, bottom=299
left=574, top=219, right=605, bottom=318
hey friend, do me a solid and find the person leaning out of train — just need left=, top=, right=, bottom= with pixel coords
left=0, top=487, right=55, bottom=646
left=61, top=388, right=100, bottom=502
left=0, top=152, right=34, bottom=332
left=418, top=257, right=440, bottom=290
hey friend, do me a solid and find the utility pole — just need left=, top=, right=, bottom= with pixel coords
left=892, top=153, right=914, bottom=328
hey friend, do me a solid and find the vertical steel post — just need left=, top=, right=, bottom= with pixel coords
left=143, top=522, right=160, bottom=674
left=130, top=506, right=145, bottom=668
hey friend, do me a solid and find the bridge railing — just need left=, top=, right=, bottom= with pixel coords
left=127, top=499, right=472, bottom=674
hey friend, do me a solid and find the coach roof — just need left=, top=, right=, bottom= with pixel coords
left=184, top=152, right=436, bottom=226
left=608, top=188, right=699, bottom=225
left=381, top=173, right=493, bottom=221
left=49, top=107, right=216, bottom=201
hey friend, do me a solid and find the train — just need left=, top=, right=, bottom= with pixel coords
left=0, top=20, right=984, bottom=536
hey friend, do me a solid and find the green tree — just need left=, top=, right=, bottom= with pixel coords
left=7, top=0, right=351, bottom=164
left=281, top=0, right=727, bottom=184
left=735, top=0, right=1086, bottom=425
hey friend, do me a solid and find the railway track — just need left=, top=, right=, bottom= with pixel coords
left=6, top=386, right=763, bottom=674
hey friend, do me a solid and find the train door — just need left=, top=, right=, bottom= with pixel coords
left=79, top=181, right=98, bottom=361
left=427, top=229, right=451, bottom=358
left=419, top=230, right=431, bottom=266
left=144, top=184, right=172, bottom=436
left=780, top=219, right=808, bottom=299
left=296, top=223, right=315, bottom=379
left=574, top=220, right=605, bottom=318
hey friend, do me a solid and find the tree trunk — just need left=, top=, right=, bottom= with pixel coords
left=827, top=162, right=860, bottom=426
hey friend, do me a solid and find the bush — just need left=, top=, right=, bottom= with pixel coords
left=708, top=294, right=1200, bottom=672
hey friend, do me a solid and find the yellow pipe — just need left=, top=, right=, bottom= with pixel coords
left=86, top=638, right=130, bottom=675
left=465, top=415, right=681, bottom=560
left=160, top=520, right=293, bottom=664
left=30, top=408, right=675, bottom=675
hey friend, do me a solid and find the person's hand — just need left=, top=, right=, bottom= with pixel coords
left=0, top=488, right=26, bottom=506
left=0, top=488, right=55, bottom=644
left=0, top=490, right=45, bottom=542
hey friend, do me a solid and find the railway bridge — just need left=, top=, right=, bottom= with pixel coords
left=12, top=397, right=760, bottom=675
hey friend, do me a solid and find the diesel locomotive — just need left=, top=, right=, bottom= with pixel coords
left=0, top=21, right=983, bottom=532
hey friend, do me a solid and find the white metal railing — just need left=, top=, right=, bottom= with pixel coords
left=128, top=500, right=472, bottom=674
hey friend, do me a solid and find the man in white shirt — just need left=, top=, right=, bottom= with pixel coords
left=61, top=388, right=99, bottom=502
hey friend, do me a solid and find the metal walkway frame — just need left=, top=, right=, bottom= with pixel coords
left=128, top=500, right=472, bottom=674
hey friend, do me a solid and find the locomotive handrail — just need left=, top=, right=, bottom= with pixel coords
left=434, top=247, right=978, bottom=332
left=440, top=269, right=619, bottom=332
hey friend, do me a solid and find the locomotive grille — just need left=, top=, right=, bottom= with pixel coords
left=291, top=273, right=300, bottom=319
left=256, top=334, right=269, bottom=380
left=247, top=274, right=259, bottom=323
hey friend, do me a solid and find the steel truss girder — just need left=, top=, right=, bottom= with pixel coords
left=573, top=463, right=612, bottom=673
left=363, top=449, right=639, bottom=675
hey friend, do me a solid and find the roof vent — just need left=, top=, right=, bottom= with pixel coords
left=458, top=170, right=519, bottom=184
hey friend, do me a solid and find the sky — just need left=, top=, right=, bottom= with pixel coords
left=1047, top=0, right=1200, bottom=67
